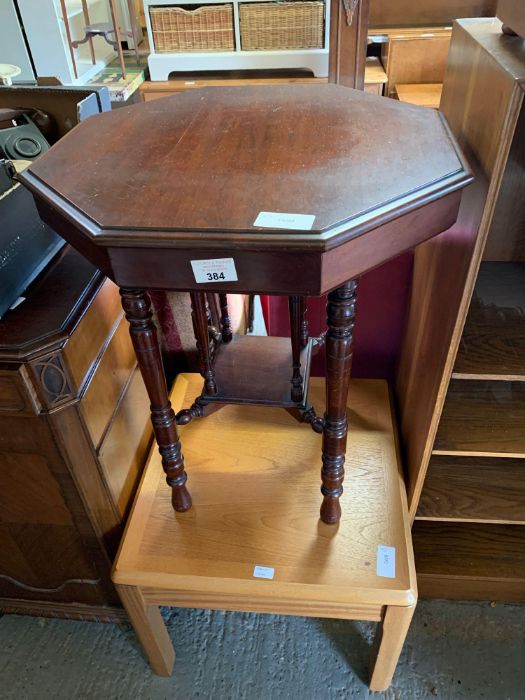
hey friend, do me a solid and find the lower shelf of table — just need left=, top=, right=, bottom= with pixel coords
left=113, top=373, right=416, bottom=610
left=203, top=334, right=313, bottom=408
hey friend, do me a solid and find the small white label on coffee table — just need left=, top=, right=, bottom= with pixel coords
left=376, top=545, right=396, bottom=578
left=253, top=565, right=275, bottom=580
left=254, top=211, right=315, bottom=230
left=191, top=258, right=238, bottom=283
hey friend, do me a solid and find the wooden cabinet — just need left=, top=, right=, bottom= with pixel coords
left=370, top=0, right=497, bottom=28
left=144, top=0, right=331, bottom=81
left=0, top=248, right=152, bottom=620
left=396, top=18, right=525, bottom=602
left=376, top=26, right=451, bottom=97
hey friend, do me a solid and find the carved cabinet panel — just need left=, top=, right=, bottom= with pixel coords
left=0, top=249, right=151, bottom=620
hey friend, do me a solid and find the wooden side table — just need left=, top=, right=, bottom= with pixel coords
left=113, top=374, right=417, bottom=691
left=19, top=84, right=472, bottom=527
left=19, top=82, right=472, bottom=688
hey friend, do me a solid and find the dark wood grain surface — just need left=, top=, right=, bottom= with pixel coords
left=435, top=380, right=525, bottom=455
left=413, top=521, right=525, bottom=580
left=329, top=0, right=369, bottom=87
left=416, top=455, right=525, bottom=523
left=200, top=335, right=312, bottom=406
left=454, top=262, right=525, bottom=378
left=0, top=248, right=101, bottom=359
left=22, top=85, right=468, bottom=239
left=370, top=0, right=497, bottom=27
left=483, top=104, right=525, bottom=261
left=498, top=0, right=525, bottom=38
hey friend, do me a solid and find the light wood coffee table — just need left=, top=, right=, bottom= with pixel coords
left=112, top=374, right=417, bottom=692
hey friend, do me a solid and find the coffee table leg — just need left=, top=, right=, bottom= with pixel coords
left=320, top=279, right=358, bottom=524
left=120, top=288, right=191, bottom=512
left=116, top=584, right=175, bottom=676
left=300, top=296, right=308, bottom=348
left=369, top=604, right=416, bottom=691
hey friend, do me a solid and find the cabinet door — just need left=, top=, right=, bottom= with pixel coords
left=0, top=414, right=117, bottom=606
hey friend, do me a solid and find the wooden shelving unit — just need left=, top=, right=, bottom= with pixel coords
left=415, top=256, right=525, bottom=598
left=144, top=0, right=330, bottom=81
left=414, top=258, right=525, bottom=599
left=395, top=18, right=525, bottom=602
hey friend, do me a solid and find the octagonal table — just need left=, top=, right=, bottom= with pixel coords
left=19, top=85, right=472, bottom=526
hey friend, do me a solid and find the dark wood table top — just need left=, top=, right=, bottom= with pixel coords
left=21, top=85, right=471, bottom=249
left=19, top=84, right=473, bottom=294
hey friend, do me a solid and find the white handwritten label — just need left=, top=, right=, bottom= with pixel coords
left=376, top=545, right=396, bottom=579
left=191, top=258, right=238, bottom=283
left=254, top=211, right=315, bottom=231
left=253, top=565, right=275, bottom=580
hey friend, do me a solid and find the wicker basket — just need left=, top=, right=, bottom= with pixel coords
left=239, top=1, right=324, bottom=51
left=150, top=4, right=235, bottom=53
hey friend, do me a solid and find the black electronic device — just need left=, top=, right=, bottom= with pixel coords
left=0, top=158, right=16, bottom=196
left=0, top=85, right=110, bottom=319
left=0, top=181, right=64, bottom=319
left=0, top=112, right=60, bottom=319
left=0, top=109, right=50, bottom=161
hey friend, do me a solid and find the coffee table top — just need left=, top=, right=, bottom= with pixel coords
left=113, top=374, right=416, bottom=608
left=21, top=84, right=471, bottom=251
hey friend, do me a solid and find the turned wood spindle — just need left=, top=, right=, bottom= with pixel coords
left=321, top=279, right=358, bottom=524
left=299, top=296, right=308, bottom=348
left=218, top=293, right=233, bottom=343
left=289, top=295, right=304, bottom=403
left=120, top=288, right=191, bottom=512
left=190, top=291, right=218, bottom=395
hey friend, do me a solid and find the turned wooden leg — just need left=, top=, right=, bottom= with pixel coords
left=120, top=288, right=191, bottom=512
left=108, top=0, right=127, bottom=79
left=246, top=294, right=255, bottom=333
left=299, top=296, right=308, bottom=348
left=190, top=292, right=217, bottom=395
left=320, top=279, right=358, bottom=524
left=289, top=295, right=304, bottom=403
left=219, top=293, right=233, bottom=343
left=117, top=584, right=175, bottom=676
left=369, top=604, right=416, bottom=691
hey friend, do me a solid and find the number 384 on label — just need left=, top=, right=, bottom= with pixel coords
left=191, top=258, right=238, bottom=283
